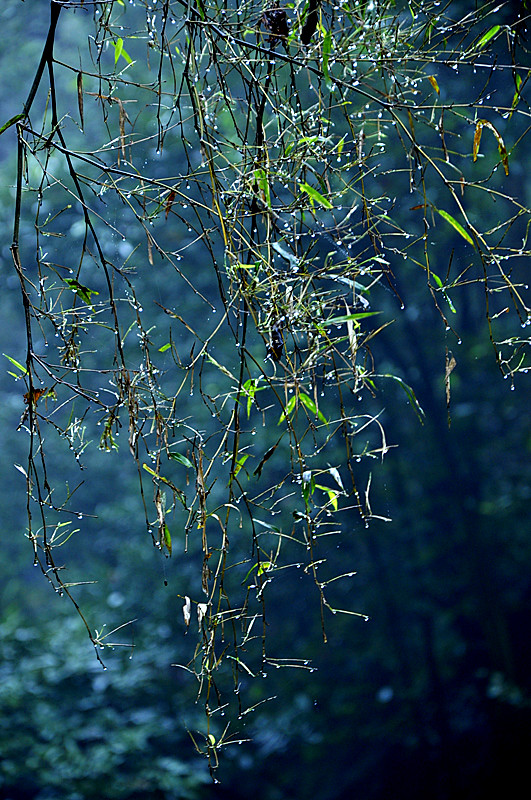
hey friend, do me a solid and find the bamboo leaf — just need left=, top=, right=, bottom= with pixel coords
left=163, top=523, right=172, bottom=556
left=243, top=377, right=263, bottom=418
left=205, top=353, right=237, bottom=382
left=299, top=182, right=333, bottom=209
left=63, top=278, right=99, bottom=306
left=234, top=453, right=249, bottom=477
left=472, top=119, right=509, bottom=176
left=477, top=24, right=501, bottom=49
left=473, top=122, right=483, bottom=164
left=430, top=272, right=456, bottom=312
left=114, top=37, right=133, bottom=65
left=255, top=168, right=271, bottom=207
left=253, top=439, right=281, bottom=478
left=315, top=484, right=339, bottom=511
left=298, top=392, right=329, bottom=425
left=327, top=311, right=381, bottom=325
left=142, top=463, right=173, bottom=487
left=427, top=74, right=440, bottom=94
left=511, top=73, right=523, bottom=112
left=114, top=38, right=123, bottom=64
left=380, top=374, right=425, bottom=423
left=0, top=113, right=25, bottom=136
left=435, top=208, right=474, bottom=246
left=278, top=394, right=297, bottom=424
left=3, top=353, right=27, bottom=375
left=165, top=190, right=177, bottom=219
left=168, top=452, right=194, bottom=469
left=322, top=29, right=334, bottom=89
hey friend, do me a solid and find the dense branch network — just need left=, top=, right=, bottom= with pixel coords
left=5, top=0, right=530, bottom=770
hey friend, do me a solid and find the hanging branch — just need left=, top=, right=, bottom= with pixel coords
left=3, top=0, right=530, bottom=772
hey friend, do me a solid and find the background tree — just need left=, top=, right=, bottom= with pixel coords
left=1, top=0, right=530, bottom=796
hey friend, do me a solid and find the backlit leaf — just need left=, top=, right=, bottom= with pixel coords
left=299, top=182, right=333, bottom=209
left=477, top=25, right=501, bottom=49
left=114, top=38, right=133, bottom=65
left=163, top=523, right=172, bottom=556
left=472, top=119, right=509, bottom=176
left=427, top=74, right=440, bottom=94
left=435, top=208, right=474, bottom=246
left=315, top=484, right=339, bottom=511
left=3, top=353, right=27, bottom=375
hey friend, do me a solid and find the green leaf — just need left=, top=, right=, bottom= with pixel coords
left=142, top=463, right=159, bottom=478
left=322, top=29, right=334, bottom=89
left=168, top=452, right=194, bottom=469
left=159, top=342, right=172, bottom=352
left=3, top=353, right=27, bottom=375
left=477, top=25, right=501, bottom=49
left=315, top=484, right=339, bottom=511
left=380, top=374, right=425, bottom=423
left=512, top=73, right=523, bottom=111
left=114, top=38, right=123, bottom=64
left=142, top=463, right=173, bottom=487
left=302, top=470, right=315, bottom=506
left=243, top=377, right=266, bottom=418
left=63, top=278, right=99, bottom=306
left=242, top=563, right=258, bottom=583
left=298, top=392, right=329, bottom=425
left=234, top=453, right=249, bottom=477
left=278, top=394, right=297, bottom=424
left=0, top=113, right=25, bottom=136
left=430, top=272, right=456, bottom=312
left=327, top=311, right=381, bottom=325
left=114, top=37, right=132, bottom=65
left=435, top=208, right=474, bottom=246
left=163, top=523, right=172, bottom=556
left=445, top=294, right=457, bottom=314
left=279, top=392, right=328, bottom=425
left=299, top=182, right=333, bottom=209
left=254, top=168, right=271, bottom=207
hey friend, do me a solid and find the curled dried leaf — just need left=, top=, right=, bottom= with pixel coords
left=197, top=603, right=208, bottom=628
left=183, top=596, right=191, bottom=627
left=77, top=71, right=84, bottom=129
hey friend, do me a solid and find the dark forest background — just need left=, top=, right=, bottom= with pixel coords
left=1, top=2, right=530, bottom=799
